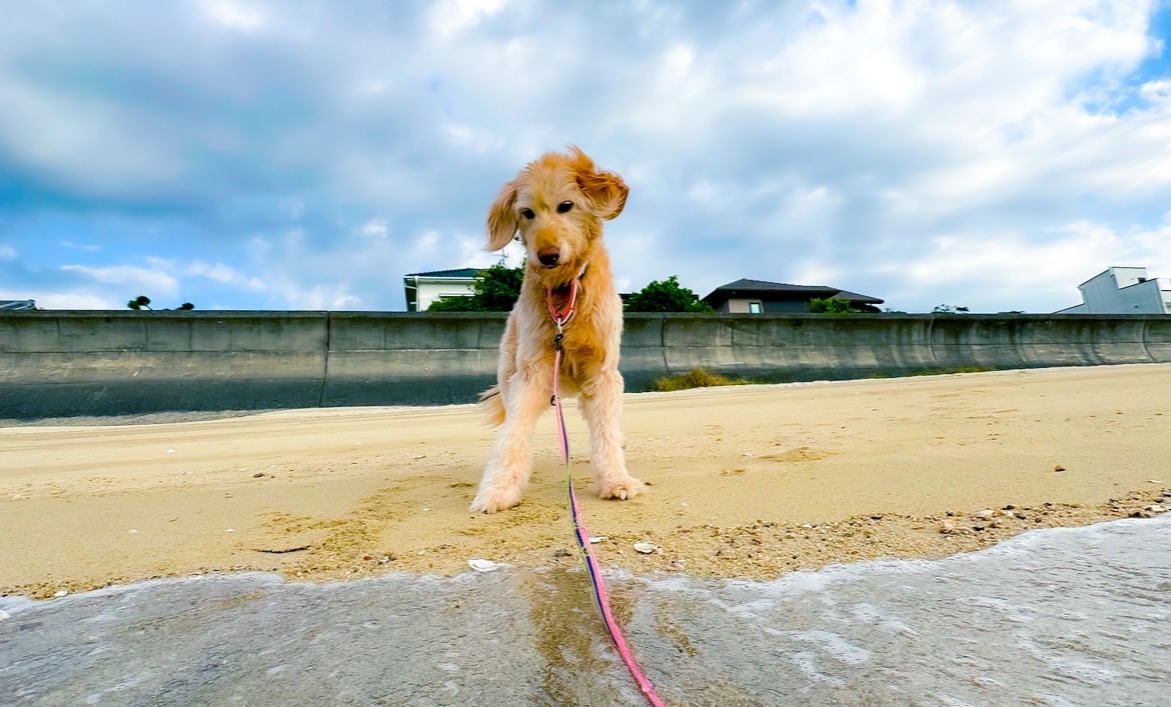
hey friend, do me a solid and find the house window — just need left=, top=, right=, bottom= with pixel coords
left=748, top=301, right=763, bottom=314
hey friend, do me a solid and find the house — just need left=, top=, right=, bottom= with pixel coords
left=403, top=268, right=482, bottom=312
left=1057, top=267, right=1171, bottom=314
left=0, top=299, right=37, bottom=311
left=702, top=279, right=884, bottom=313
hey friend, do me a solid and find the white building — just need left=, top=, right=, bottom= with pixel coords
left=1058, top=267, right=1171, bottom=314
left=402, top=268, right=481, bottom=312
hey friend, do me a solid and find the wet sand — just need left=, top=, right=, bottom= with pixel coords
left=2, top=364, right=1168, bottom=599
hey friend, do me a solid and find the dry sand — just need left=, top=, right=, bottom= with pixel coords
left=2, top=364, right=1169, bottom=600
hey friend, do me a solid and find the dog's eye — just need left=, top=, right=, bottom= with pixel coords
left=519, top=208, right=535, bottom=220
left=557, top=201, right=573, bottom=214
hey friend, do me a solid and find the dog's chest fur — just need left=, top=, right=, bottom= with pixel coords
left=523, top=281, right=617, bottom=380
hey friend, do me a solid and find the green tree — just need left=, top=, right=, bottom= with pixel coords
left=126, top=295, right=152, bottom=310
left=428, top=263, right=525, bottom=312
left=808, top=297, right=857, bottom=314
left=127, top=296, right=195, bottom=311
left=625, top=275, right=714, bottom=313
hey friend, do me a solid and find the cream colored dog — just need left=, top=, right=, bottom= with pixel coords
left=469, top=147, right=646, bottom=513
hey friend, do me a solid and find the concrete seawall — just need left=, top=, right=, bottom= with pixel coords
left=2, top=311, right=1169, bottom=419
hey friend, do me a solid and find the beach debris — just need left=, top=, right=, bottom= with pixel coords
left=225, top=528, right=235, bottom=533
left=128, top=529, right=138, bottom=534
left=1053, top=464, right=1066, bottom=472
left=422, top=507, right=431, bottom=512
left=0, top=610, right=9, bottom=621
left=468, top=559, right=502, bottom=572
left=589, top=536, right=609, bottom=543
left=1150, top=480, right=1165, bottom=484
left=1144, top=504, right=1167, bottom=514
left=938, top=520, right=957, bottom=534
left=167, top=448, right=175, bottom=454
left=413, top=454, right=427, bottom=460
left=633, top=541, right=659, bottom=554
left=252, top=545, right=311, bottom=554
left=53, top=590, right=68, bottom=598
left=974, top=509, right=995, bottom=520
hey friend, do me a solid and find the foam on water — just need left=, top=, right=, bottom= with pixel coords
left=2, top=515, right=1169, bottom=706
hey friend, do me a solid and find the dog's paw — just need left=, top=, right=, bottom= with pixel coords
left=469, top=485, right=524, bottom=514
left=596, top=476, right=647, bottom=501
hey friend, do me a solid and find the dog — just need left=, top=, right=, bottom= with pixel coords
left=469, top=147, right=647, bottom=513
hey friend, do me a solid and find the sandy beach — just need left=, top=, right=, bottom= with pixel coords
left=2, top=363, right=1169, bottom=600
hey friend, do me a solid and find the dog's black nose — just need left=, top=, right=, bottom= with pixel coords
left=538, top=249, right=560, bottom=267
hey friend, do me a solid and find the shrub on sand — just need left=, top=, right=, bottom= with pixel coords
left=909, top=366, right=995, bottom=377
left=649, top=368, right=753, bottom=392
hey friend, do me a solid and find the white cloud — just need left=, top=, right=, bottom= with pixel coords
left=359, top=218, right=389, bottom=239
left=199, top=0, right=267, bottom=32
left=0, top=245, right=15, bottom=260
left=60, top=264, right=179, bottom=296
left=187, top=261, right=267, bottom=290
left=1, top=1, right=1169, bottom=312
left=876, top=219, right=1171, bottom=311
left=58, top=241, right=102, bottom=252
left=273, top=283, right=360, bottom=310
left=428, top=0, right=507, bottom=37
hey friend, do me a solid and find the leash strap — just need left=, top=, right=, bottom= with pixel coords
left=548, top=280, right=667, bottom=706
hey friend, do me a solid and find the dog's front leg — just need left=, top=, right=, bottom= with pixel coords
left=580, top=370, right=646, bottom=501
left=470, top=370, right=551, bottom=513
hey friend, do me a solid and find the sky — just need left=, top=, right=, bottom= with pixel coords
left=2, top=0, right=1170, bottom=313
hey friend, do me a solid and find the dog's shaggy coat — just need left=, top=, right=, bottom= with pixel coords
left=469, top=147, right=646, bottom=513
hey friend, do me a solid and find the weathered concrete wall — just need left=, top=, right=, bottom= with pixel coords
left=320, top=312, right=506, bottom=408
left=0, top=312, right=329, bottom=418
left=2, top=311, right=1169, bottom=419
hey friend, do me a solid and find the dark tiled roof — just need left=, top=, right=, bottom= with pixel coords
left=830, top=289, right=884, bottom=304
left=403, top=268, right=483, bottom=278
left=711, top=278, right=838, bottom=294
left=703, top=279, right=883, bottom=306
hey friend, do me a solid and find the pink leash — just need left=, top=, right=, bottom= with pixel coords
left=547, top=282, right=668, bottom=707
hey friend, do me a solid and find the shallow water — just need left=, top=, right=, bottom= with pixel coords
left=3, top=515, right=1169, bottom=706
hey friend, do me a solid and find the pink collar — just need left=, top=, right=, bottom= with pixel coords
left=545, top=263, right=588, bottom=331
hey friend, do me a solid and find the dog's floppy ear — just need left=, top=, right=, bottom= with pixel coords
left=486, top=180, right=519, bottom=251
left=570, top=146, right=629, bottom=220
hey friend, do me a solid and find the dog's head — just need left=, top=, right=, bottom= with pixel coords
left=486, top=147, right=628, bottom=279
